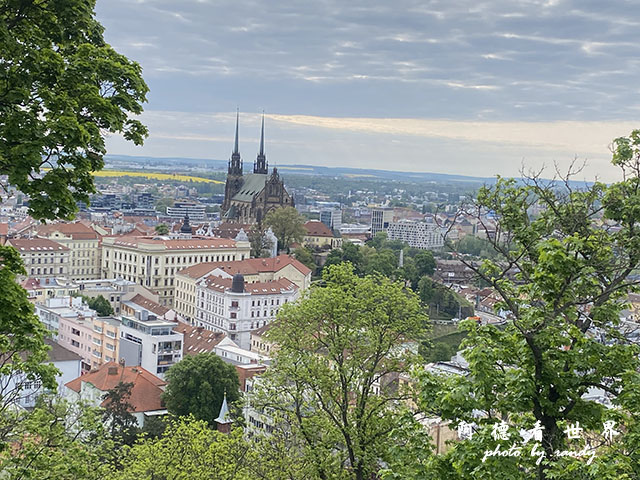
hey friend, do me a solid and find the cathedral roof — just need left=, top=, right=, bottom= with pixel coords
left=231, top=173, right=268, bottom=203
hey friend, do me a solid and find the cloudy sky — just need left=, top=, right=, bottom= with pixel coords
left=97, top=0, right=640, bottom=181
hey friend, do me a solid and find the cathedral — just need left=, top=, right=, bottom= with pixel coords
left=221, top=112, right=294, bottom=224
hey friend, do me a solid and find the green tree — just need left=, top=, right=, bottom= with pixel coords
left=363, top=248, right=398, bottom=277
left=0, top=397, right=113, bottom=480
left=154, top=223, right=169, bottom=235
left=163, top=354, right=240, bottom=426
left=255, top=264, right=428, bottom=480
left=0, top=246, right=58, bottom=446
left=292, top=246, right=316, bottom=273
left=83, top=295, right=114, bottom=317
left=248, top=223, right=273, bottom=258
left=0, top=0, right=148, bottom=220
left=414, top=250, right=436, bottom=277
left=392, top=132, right=640, bottom=479
left=324, top=242, right=365, bottom=275
left=115, top=416, right=252, bottom=480
left=264, top=206, right=306, bottom=253
left=155, top=197, right=174, bottom=214
left=102, top=382, right=139, bottom=448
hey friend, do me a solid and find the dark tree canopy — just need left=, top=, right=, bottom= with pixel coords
left=163, top=353, right=240, bottom=426
left=83, top=295, right=113, bottom=317
left=0, top=0, right=149, bottom=220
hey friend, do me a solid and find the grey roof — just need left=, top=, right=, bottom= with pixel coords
left=45, top=339, right=82, bottom=363
left=231, top=174, right=267, bottom=203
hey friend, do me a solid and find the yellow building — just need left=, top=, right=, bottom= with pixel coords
left=34, top=222, right=101, bottom=281
left=174, top=254, right=311, bottom=324
left=303, top=221, right=342, bottom=250
left=101, top=235, right=251, bottom=306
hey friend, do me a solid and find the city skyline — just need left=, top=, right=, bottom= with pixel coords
left=97, top=0, right=640, bottom=182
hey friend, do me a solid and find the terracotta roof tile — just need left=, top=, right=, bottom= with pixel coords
left=177, top=254, right=311, bottom=278
left=173, top=323, right=225, bottom=355
left=128, top=294, right=170, bottom=316
left=35, top=222, right=100, bottom=240
left=109, top=236, right=236, bottom=250
left=304, top=221, right=334, bottom=237
left=65, top=362, right=166, bottom=413
left=7, top=238, right=69, bottom=251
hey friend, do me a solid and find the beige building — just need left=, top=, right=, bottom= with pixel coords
left=174, top=255, right=312, bottom=324
left=101, top=235, right=251, bottom=306
left=34, top=222, right=101, bottom=281
left=303, top=220, right=342, bottom=250
left=7, top=238, right=70, bottom=279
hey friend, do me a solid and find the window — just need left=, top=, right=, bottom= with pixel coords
left=231, top=301, right=238, bottom=308
left=106, top=343, right=115, bottom=351
left=230, top=312, right=237, bottom=319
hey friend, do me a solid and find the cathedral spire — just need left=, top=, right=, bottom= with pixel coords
left=254, top=111, right=268, bottom=174
left=233, top=108, right=239, bottom=155
left=228, top=108, right=242, bottom=175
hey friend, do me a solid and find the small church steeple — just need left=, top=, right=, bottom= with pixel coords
left=228, top=108, right=242, bottom=175
left=215, top=391, right=232, bottom=434
left=254, top=112, right=268, bottom=174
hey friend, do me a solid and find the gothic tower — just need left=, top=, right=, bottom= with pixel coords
left=222, top=109, right=243, bottom=213
left=253, top=112, right=268, bottom=174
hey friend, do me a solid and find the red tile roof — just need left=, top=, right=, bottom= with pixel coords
left=173, top=323, right=225, bottom=355
left=177, top=254, right=311, bottom=279
left=304, top=220, right=334, bottom=237
left=204, top=276, right=297, bottom=295
left=65, top=362, right=166, bottom=413
left=35, top=222, right=100, bottom=240
left=7, top=238, right=69, bottom=252
left=128, top=294, right=170, bottom=316
left=110, top=236, right=237, bottom=250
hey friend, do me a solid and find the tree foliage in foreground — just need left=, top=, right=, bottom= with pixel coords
left=0, top=246, right=58, bottom=447
left=163, top=353, right=240, bottom=426
left=0, top=0, right=149, bottom=219
left=255, top=264, right=428, bottom=480
left=388, top=131, right=640, bottom=479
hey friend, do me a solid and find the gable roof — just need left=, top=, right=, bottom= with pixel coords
left=204, top=276, right=297, bottom=295
left=173, top=323, right=226, bottom=355
left=65, top=362, right=166, bottom=413
left=127, top=294, right=170, bottom=316
left=35, top=222, right=100, bottom=240
left=304, top=220, right=334, bottom=237
left=231, top=173, right=267, bottom=202
left=177, top=254, right=311, bottom=279
left=7, top=238, right=69, bottom=252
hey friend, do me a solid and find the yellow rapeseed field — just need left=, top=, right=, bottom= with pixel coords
left=91, top=170, right=224, bottom=184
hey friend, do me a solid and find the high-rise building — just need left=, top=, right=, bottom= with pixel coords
left=320, top=208, right=342, bottom=231
left=370, top=206, right=394, bottom=236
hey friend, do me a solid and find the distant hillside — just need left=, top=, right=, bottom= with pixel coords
left=105, top=154, right=494, bottom=184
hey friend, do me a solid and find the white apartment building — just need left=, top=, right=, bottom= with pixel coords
left=387, top=220, right=445, bottom=250
left=7, top=238, right=70, bottom=279
left=101, top=235, right=250, bottom=306
left=195, top=274, right=298, bottom=350
left=34, top=222, right=101, bottom=280
left=118, top=312, right=184, bottom=378
left=166, top=201, right=206, bottom=221
left=174, top=255, right=311, bottom=324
